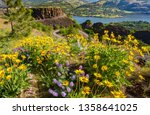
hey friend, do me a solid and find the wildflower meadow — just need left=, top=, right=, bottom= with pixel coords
left=0, top=31, right=148, bottom=98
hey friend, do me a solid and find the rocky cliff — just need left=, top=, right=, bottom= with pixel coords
left=32, top=7, right=66, bottom=20
left=31, top=7, right=74, bottom=27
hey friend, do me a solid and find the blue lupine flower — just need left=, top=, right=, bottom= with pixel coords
left=71, top=75, right=76, bottom=80
left=69, top=82, right=74, bottom=87
left=66, top=61, right=70, bottom=67
left=52, top=91, right=59, bottom=97
left=57, top=81, right=62, bottom=87
left=48, top=89, right=54, bottom=94
left=86, top=74, right=90, bottom=79
left=67, top=87, right=72, bottom=93
left=79, top=65, right=83, bottom=70
left=53, top=79, right=58, bottom=84
left=57, top=72, right=61, bottom=77
left=61, top=92, right=67, bottom=97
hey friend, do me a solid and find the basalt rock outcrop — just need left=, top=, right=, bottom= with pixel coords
left=31, top=7, right=74, bottom=27
left=134, top=31, right=150, bottom=45
left=32, top=7, right=66, bottom=20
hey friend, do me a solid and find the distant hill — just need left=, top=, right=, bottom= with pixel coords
left=23, top=0, right=88, bottom=14
left=23, top=0, right=150, bottom=17
left=117, top=0, right=150, bottom=13
left=73, top=0, right=150, bottom=17
left=73, top=0, right=128, bottom=18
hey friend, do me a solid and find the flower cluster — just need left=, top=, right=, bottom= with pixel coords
left=0, top=53, right=28, bottom=98
left=47, top=61, right=75, bottom=98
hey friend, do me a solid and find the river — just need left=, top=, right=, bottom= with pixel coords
left=73, top=14, right=150, bottom=24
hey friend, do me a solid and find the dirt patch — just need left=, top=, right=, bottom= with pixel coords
left=38, top=16, right=74, bottom=28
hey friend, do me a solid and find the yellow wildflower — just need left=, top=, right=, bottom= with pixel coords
left=94, top=55, right=100, bottom=60
left=21, top=55, right=26, bottom=60
left=110, top=32, right=115, bottom=38
left=115, top=71, right=120, bottom=77
left=79, top=76, right=89, bottom=83
left=62, top=80, right=69, bottom=86
left=134, top=59, right=139, bottom=63
left=129, top=66, right=135, bottom=72
left=37, top=58, right=42, bottom=64
left=125, top=71, right=131, bottom=77
left=18, top=64, right=27, bottom=71
left=94, top=79, right=100, bottom=84
left=129, top=51, right=134, bottom=56
left=111, top=90, right=126, bottom=98
left=7, top=67, right=12, bottom=73
left=6, top=75, right=12, bottom=80
left=94, top=73, right=102, bottom=78
left=101, top=65, right=108, bottom=71
left=82, top=86, right=91, bottom=95
left=141, top=47, right=148, bottom=52
left=75, top=69, right=84, bottom=75
left=104, top=30, right=109, bottom=34
left=41, top=51, right=47, bottom=56
left=13, top=64, right=18, bottom=68
left=128, top=55, right=134, bottom=60
left=0, top=81, right=4, bottom=85
left=122, top=59, right=129, bottom=64
left=93, top=64, right=98, bottom=69
left=15, top=59, right=21, bottom=64
left=139, top=51, right=144, bottom=57
left=104, top=80, right=113, bottom=88
left=111, top=39, right=117, bottom=43
left=0, top=70, right=5, bottom=78
left=133, top=39, right=139, bottom=45
left=94, top=79, right=103, bottom=86
left=139, top=75, right=145, bottom=80
left=127, top=35, right=132, bottom=41
left=5, top=63, right=9, bottom=67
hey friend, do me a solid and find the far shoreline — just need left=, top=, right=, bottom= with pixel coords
left=72, top=12, right=150, bottom=19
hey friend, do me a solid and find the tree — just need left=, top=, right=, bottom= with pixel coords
left=2, top=0, right=33, bottom=37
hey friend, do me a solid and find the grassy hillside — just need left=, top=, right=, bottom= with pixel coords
left=73, top=0, right=128, bottom=18
left=24, top=0, right=87, bottom=14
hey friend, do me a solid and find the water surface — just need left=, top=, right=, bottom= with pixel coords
left=73, top=14, right=150, bottom=24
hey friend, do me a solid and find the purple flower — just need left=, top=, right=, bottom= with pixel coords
left=69, top=82, right=74, bottom=87
left=55, top=62, right=59, bottom=66
left=57, top=72, right=61, bottom=77
left=52, top=91, right=59, bottom=97
left=14, top=47, right=25, bottom=52
left=57, top=82, right=62, bottom=87
left=58, top=64, right=62, bottom=68
left=13, top=48, right=18, bottom=52
left=61, top=92, right=67, bottom=97
left=48, top=89, right=54, bottom=94
left=48, top=89, right=59, bottom=97
left=61, top=86, right=65, bottom=90
left=79, top=65, right=83, bottom=70
left=86, top=74, right=89, bottom=79
left=81, top=72, right=85, bottom=76
left=53, top=79, right=58, bottom=84
left=66, top=61, right=70, bottom=67
left=71, top=75, right=76, bottom=80
left=67, top=87, right=72, bottom=93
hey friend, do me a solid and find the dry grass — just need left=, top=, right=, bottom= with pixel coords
left=141, top=67, right=150, bottom=77
left=0, top=18, right=11, bottom=30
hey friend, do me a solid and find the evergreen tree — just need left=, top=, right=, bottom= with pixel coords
left=2, top=0, right=33, bottom=37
